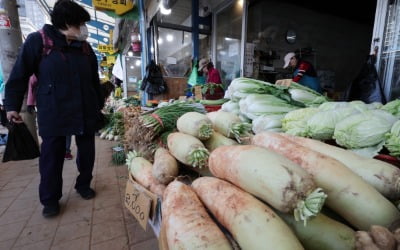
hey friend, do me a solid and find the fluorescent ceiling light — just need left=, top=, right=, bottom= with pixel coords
left=130, top=65, right=134, bottom=69
left=127, top=51, right=133, bottom=57
left=166, top=34, right=173, bottom=42
left=135, top=60, right=141, bottom=66
left=159, top=2, right=171, bottom=15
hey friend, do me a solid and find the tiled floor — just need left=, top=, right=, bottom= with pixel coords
left=0, top=136, right=158, bottom=250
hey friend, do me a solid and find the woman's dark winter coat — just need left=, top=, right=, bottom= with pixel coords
left=4, top=24, right=104, bottom=136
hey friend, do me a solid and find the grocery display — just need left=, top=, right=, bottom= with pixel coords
left=103, top=77, right=400, bottom=250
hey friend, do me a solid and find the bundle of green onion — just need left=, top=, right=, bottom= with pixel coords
left=140, top=102, right=206, bottom=135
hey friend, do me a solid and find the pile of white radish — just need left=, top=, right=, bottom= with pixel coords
left=125, top=151, right=166, bottom=197
left=167, top=132, right=210, bottom=168
left=208, top=144, right=327, bottom=224
left=162, top=180, right=232, bottom=250
left=252, top=132, right=400, bottom=230
left=192, top=177, right=304, bottom=250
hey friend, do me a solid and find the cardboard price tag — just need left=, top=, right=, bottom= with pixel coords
left=125, top=179, right=152, bottom=230
left=194, top=85, right=203, bottom=100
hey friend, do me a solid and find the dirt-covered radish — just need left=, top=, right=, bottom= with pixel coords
left=192, top=177, right=304, bottom=250
left=252, top=132, right=400, bottom=230
left=208, top=145, right=327, bottom=224
left=203, top=131, right=238, bottom=152
left=280, top=133, right=400, bottom=200
left=125, top=151, right=166, bottom=196
left=167, top=132, right=209, bottom=168
left=176, top=112, right=213, bottom=140
left=152, top=147, right=178, bottom=185
left=162, top=180, right=232, bottom=250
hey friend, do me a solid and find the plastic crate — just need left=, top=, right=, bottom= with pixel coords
left=204, top=105, right=222, bottom=112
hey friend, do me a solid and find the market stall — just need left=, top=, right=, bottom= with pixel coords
left=110, top=76, right=400, bottom=250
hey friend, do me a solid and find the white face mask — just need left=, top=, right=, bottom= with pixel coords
left=75, top=25, right=88, bottom=41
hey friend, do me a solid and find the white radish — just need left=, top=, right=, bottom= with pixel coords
left=252, top=132, right=400, bottom=230
left=152, top=147, right=178, bottom=185
left=162, top=180, right=232, bottom=250
left=177, top=112, right=213, bottom=140
left=277, top=212, right=355, bottom=250
left=167, top=132, right=209, bottom=168
left=203, top=131, right=238, bottom=152
left=192, top=177, right=304, bottom=250
left=211, top=111, right=252, bottom=142
left=280, top=133, right=400, bottom=200
left=125, top=151, right=166, bottom=197
left=208, top=145, right=327, bottom=224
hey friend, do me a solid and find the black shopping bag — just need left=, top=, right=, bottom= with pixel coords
left=3, top=122, right=40, bottom=162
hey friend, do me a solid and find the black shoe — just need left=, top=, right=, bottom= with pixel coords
left=42, top=204, right=60, bottom=218
left=77, top=188, right=96, bottom=200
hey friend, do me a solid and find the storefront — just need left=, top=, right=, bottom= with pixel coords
left=138, top=0, right=380, bottom=100
left=372, top=0, right=400, bottom=101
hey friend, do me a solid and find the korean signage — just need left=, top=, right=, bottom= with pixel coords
left=92, top=0, right=135, bottom=15
left=97, top=44, right=117, bottom=54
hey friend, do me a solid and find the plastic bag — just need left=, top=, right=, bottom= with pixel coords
left=188, top=63, right=199, bottom=86
left=347, top=55, right=386, bottom=104
left=3, top=122, right=40, bottom=162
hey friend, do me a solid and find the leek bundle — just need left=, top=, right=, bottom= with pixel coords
left=140, top=102, right=206, bottom=135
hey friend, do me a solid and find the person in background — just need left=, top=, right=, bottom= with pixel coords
left=101, top=80, right=115, bottom=101
left=198, top=58, right=224, bottom=100
left=281, top=52, right=322, bottom=93
left=4, top=0, right=104, bottom=218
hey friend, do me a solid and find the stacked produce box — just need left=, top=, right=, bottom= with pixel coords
left=121, top=78, right=400, bottom=250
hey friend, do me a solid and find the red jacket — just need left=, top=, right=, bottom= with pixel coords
left=204, top=67, right=224, bottom=100
left=207, top=67, right=222, bottom=84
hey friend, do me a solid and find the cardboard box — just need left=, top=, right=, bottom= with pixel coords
left=124, top=174, right=160, bottom=231
left=152, top=77, right=188, bottom=100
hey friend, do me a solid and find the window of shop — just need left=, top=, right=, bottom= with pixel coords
left=157, top=27, right=210, bottom=77
left=125, top=56, right=142, bottom=93
left=151, top=0, right=212, bottom=78
left=378, top=0, right=400, bottom=100
left=214, top=0, right=243, bottom=87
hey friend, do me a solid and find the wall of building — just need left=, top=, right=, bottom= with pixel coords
left=247, top=1, right=373, bottom=93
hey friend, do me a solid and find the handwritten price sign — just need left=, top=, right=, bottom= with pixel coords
left=125, top=179, right=152, bottom=230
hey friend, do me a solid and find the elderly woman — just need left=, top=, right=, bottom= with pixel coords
left=282, top=52, right=322, bottom=93
left=4, top=0, right=104, bottom=217
left=198, top=58, right=224, bottom=100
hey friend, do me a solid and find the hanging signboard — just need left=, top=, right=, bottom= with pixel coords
left=92, top=0, right=135, bottom=15
left=106, top=55, right=116, bottom=65
left=0, top=14, right=11, bottom=29
left=97, top=44, right=118, bottom=54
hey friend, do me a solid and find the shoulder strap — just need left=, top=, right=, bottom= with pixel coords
left=38, top=29, right=54, bottom=56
